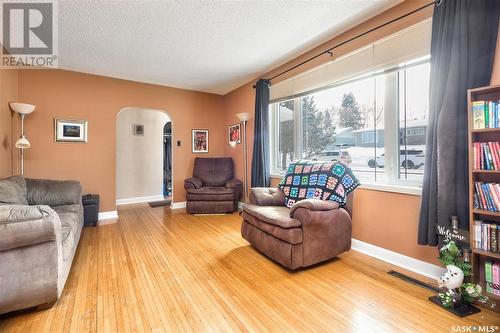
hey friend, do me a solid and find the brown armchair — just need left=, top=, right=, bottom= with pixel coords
left=184, top=158, right=242, bottom=214
left=241, top=187, right=353, bottom=270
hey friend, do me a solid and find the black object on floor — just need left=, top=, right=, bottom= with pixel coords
left=148, top=200, right=171, bottom=208
left=387, top=270, right=440, bottom=293
left=82, top=194, right=99, bottom=227
left=429, top=296, right=481, bottom=317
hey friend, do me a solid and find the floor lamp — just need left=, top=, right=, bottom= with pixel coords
left=236, top=112, right=250, bottom=203
left=9, top=103, right=35, bottom=175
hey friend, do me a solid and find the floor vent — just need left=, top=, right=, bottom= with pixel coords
left=388, top=270, right=440, bottom=293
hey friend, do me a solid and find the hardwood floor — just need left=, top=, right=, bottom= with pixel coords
left=1, top=203, right=498, bottom=332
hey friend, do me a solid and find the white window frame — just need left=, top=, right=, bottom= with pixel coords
left=269, top=59, right=430, bottom=193
left=269, top=100, right=302, bottom=173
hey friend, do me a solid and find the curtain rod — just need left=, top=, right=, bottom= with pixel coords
left=253, top=0, right=436, bottom=88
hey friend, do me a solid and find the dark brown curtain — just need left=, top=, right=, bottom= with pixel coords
left=418, top=0, right=500, bottom=245
left=251, top=79, right=271, bottom=187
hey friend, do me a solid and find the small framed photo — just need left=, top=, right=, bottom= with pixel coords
left=192, top=129, right=208, bottom=153
left=228, top=123, right=241, bottom=145
left=54, top=118, right=88, bottom=143
left=134, top=124, right=144, bottom=136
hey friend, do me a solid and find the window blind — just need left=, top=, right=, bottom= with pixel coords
left=270, top=18, right=432, bottom=102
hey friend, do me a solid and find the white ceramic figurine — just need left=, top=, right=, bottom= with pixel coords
left=438, top=264, right=464, bottom=292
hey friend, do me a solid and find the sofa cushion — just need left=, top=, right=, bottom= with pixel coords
left=278, top=160, right=360, bottom=208
left=26, top=179, right=82, bottom=206
left=52, top=205, right=81, bottom=238
left=193, top=158, right=234, bottom=187
left=242, top=210, right=302, bottom=244
left=243, top=204, right=301, bottom=229
left=289, top=199, right=340, bottom=218
left=184, top=177, right=202, bottom=190
left=52, top=204, right=82, bottom=216
left=54, top=208, right=82, bottom=261
left=0, top=205, right=58, bottom=251
left=0, top=176, right=28, bottom=205
left=249, top=187, right=285, bottom=206
left=186, top=187, right=235, bottom=201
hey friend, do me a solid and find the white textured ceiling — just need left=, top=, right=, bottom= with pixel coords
left=59, top=1, right=400, bottom=95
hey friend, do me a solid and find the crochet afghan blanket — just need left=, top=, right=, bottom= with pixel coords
left=278, top=160, right=360, bottom=208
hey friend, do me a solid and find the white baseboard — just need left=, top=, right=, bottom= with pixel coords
left=238, top=201, right=245, bottom=209
left=98, top=210, right=118, bottom=221
left=116, top=195, right=165, bottom=206
left=350, top=238, right=445, bottom=280
left=171, top=201, right=186, bottom=209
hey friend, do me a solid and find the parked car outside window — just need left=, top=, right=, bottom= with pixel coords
left=310, top=150, right=352, bottom=164
left=367, top=149, right=424, bottom=169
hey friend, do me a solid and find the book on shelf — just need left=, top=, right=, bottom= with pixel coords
left=494, top=262, right=500, bottom=296
left=473, top=142, right=500, bottom=170
left=485, top=260, right=500, bottom=296
left=473, top=182, right=500, bottom=211
left=484, top=260, right=500, bottom=296
left=472, top=100, right=500, bottom=129
left=486, top=261, right=493, bottom=293
left=473, top=220, right=499, bottom=253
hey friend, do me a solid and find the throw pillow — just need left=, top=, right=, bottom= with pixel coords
left=0, top=175, right=28, bottom=205
left=278, top=160, right=360, bottom=208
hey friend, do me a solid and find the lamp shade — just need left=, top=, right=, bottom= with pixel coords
left=236, top=112, right=250, bottom=122
left=9, top=103, right=35, bottom=115
left=15, top=135, right=30, bottom=149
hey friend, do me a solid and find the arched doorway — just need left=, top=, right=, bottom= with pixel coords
left=116, top=107, right=172, bottom=205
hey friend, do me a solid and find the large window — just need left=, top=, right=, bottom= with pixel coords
left=269, top=58, right=430, bottom=188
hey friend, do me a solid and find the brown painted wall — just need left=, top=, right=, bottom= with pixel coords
left=16, top=69, right=225, bottom=212
left=0, top=70, right=18, bottom=178
left=224, top=81, right=255, bottom=188
left=224, top=0, right=440, bottom=265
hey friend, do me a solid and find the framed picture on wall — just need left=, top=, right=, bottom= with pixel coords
left=54, top=118, right=88, bottom=143
left=228, top=123, right=241, bottom=145
left=192, top=129, right=208, bottom=153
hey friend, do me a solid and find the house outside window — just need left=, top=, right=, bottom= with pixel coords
left=362, top=132, right=374, bottom=144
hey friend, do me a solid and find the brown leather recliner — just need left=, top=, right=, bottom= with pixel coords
left=184, top=158, right=242, bottom=214
left=241, top=187, right=353, bottom=270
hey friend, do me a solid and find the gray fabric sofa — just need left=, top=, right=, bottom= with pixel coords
left=0, top=176, right=83, bottom=314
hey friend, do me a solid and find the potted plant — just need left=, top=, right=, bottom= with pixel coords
left=431, top=240, right=495, bottom=316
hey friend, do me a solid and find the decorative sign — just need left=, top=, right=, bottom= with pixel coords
left=436, top=225, right=470, bottom=244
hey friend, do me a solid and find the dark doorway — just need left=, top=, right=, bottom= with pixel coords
left=163, top=122, right=172, bottom=198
